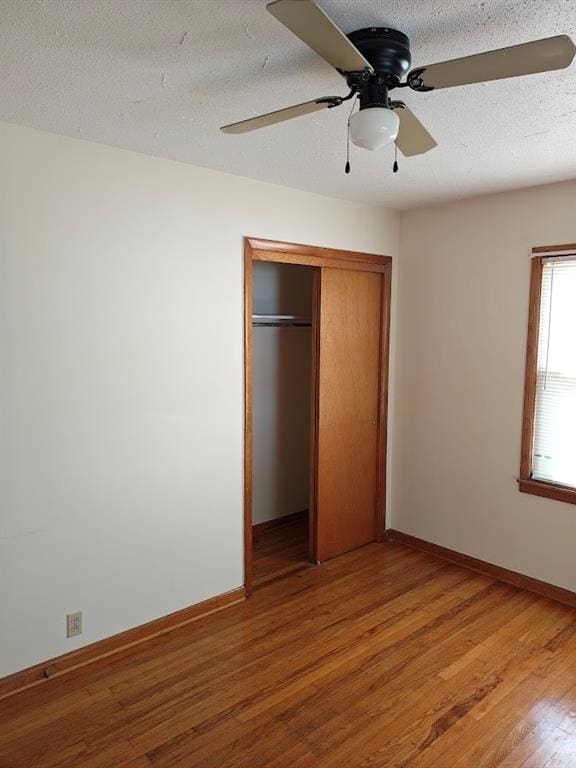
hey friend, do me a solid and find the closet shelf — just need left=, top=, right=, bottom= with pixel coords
left=252, top=314, right=312, bottom=328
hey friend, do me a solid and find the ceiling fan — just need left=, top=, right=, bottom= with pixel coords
left=220, top=0, right=575, bottom=159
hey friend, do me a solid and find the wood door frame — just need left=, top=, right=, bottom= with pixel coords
left=244, top=237, right=392, bottom=595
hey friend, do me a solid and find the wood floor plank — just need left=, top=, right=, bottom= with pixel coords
left=2, top=540, right=576, bottom=768
left=252, top=513, right=310, bottom=586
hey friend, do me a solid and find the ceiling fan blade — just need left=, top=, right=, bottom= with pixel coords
left=220, top=97, right=341, bottom=134
left=409, top=35, right=575, bottom=90
left=392, top=106, right=437, bottom=157
left=267, top=0, right=373, bottom=73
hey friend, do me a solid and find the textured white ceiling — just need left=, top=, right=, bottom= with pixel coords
left=2, top=0, right=575, bottom=208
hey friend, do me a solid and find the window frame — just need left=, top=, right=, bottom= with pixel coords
left=519, top=243, right=576, bottom=505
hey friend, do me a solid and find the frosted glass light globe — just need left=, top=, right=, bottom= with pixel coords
left=350, top=107, right=400, bottom=151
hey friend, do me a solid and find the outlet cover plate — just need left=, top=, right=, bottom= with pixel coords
left=66, top=611, right=82, bottom=638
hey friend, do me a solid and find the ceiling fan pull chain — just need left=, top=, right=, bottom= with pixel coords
left=345, top=106, right=352, bottom=174
left=345, top=93, right=359, bottom=174
left=393, top=143, right=399, bottom=174
left=345, top=116, right=350, bottom=173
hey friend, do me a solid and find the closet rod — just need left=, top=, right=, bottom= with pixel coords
left=252, top=313, right=311, bottom=328
left=253, top=322, right=312, bottom=328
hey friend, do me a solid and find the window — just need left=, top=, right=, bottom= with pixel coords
left=519, top=245, right=576, bottom=504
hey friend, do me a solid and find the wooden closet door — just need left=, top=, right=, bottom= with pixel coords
left=314, top=268, right=383, bottom=561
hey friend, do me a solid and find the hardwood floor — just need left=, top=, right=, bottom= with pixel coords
left=252, top=512, right=311, bottom=586
left=3, top=541, right=576, bottom=767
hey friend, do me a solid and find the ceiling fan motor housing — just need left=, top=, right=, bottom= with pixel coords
left=346, top=28, right=412, bottom=109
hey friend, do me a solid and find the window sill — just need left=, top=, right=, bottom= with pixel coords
left=518, top=478, right=576, bottom=506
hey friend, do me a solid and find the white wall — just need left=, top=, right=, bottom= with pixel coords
left=253, top=263, right=313, bottom=525
left=394, top=180, right=576, bottom=591
left=0, top=122, right=399, bottom=677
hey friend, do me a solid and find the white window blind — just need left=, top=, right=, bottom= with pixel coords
left=532, top=256, right=576, bottom=487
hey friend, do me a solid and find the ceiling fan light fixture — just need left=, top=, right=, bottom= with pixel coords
left=349, top=107, right=400, bottom=151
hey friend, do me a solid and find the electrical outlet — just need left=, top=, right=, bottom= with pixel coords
left=66, top=611, right=82, bottom=638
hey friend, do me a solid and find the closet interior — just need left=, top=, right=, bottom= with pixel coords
left=251, top=261, right=315, bottom=586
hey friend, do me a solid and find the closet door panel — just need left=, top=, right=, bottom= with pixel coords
left=315, top=268, right=382, bottom=561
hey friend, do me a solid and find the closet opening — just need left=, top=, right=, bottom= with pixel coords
left=244, top=237, right=392, bottom=597
left=250, top=260, right=316, bottom=587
